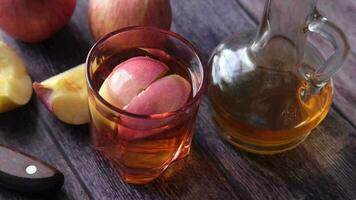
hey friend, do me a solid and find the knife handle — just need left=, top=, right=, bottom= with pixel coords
left=0, top=145, right=64, bottom=194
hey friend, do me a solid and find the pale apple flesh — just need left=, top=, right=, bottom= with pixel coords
left=33, top=64, right=89, bottom=125
left=89, top=101, right=117, bottom=148
left=0, top=41, right=32, bottom=113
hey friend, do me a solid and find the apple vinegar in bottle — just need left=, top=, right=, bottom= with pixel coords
left=208, top=0, right=348, bottom=154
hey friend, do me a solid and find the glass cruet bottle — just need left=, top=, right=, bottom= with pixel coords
left=207, top=0, right=349, bottom=154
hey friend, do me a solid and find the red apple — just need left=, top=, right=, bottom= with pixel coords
left=0, top=0, right=76, bottom=42
left=88, top=0, right=172, bottom=40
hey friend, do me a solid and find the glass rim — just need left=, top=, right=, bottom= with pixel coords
left=86, top=26, right=207, bottom=119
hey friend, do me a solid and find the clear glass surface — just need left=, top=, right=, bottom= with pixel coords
left=208, top=0, right=349, bottom=154
left=86, top=26, right=206, bottom=184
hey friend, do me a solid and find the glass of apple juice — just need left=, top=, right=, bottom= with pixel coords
left=85, top=26, right=206, bottom=184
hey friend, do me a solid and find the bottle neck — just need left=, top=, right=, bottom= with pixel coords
left=250, top=0, right=317, bottom=69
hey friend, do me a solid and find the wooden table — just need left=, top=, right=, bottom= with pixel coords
left=1, top=0, right=355, bottom=199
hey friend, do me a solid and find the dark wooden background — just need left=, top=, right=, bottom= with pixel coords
left=0, top=0, right=355, bottom=199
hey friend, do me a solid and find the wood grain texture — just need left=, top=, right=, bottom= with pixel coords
left=0, top=0, right=355, bottom=199
left=0, top=97, right=89, bottom=200
left=236, top=0, right=356, bottom=127
left=14, top=1, right=255, bottom=199
left=0, top=1, right=92, bottom=200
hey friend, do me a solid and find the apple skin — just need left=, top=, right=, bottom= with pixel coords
left=88, top=0, right=171, bottom=40
left=98, top=56, right=191, bottom=141
left=99, top=56, right=169, bottom=109
left=125, top=75, right=191, bottom=115
left=32, top=83, right=52, bottom=112
left=0, top=0, right=76, bottom=42
left=119, top=75, right=192, bottom=141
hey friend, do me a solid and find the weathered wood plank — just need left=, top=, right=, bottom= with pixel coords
left=0, top=96, right=90, bottom=199
left=17, top=0, right=253, bottom=199
left=237, top=0, right=356, bottom=127
left=0, top=2, right=91, bottom=200
left=198, top=98, right=356, bottom=200
left=1, top=0, right=355, bottom=199
left=49, top=0, right=356, bottom=199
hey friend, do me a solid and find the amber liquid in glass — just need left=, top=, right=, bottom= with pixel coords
left=208, top=66, right=333, bottom=154
left=90, top=48, right=195, bottom=184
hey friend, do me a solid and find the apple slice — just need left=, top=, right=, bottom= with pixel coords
left=125, top=75, right=191, bottom=115
left=99, top=56, right=168, bottom=109
left=33, top=64, right=89, bottom=125
left=0, top=41, right=32, bottom=113
left=119, top=74, right=192, bottom=141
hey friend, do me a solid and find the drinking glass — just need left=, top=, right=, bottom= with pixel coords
left=86, top=26, right=206, bottom=184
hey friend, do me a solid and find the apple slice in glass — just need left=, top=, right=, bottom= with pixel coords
left=98, top=56, right=192, bottom=141
left=119, top=75, right=192, bottom=141
left=99, top=56, right=169, bottom=109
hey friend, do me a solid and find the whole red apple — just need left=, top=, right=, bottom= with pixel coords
left=88, top=0, right=172, bottom=41
left=0, top=0, right=76, bottom=42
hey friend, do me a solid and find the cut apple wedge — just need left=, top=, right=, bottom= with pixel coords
left=0, top=41, right=32, bottom=113
left=99, top=56, right=168, bottom=109
left=33, top=64, right=89, bottom=125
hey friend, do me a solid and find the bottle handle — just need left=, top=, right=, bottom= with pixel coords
left=307, top=11, right=349, bottom=86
